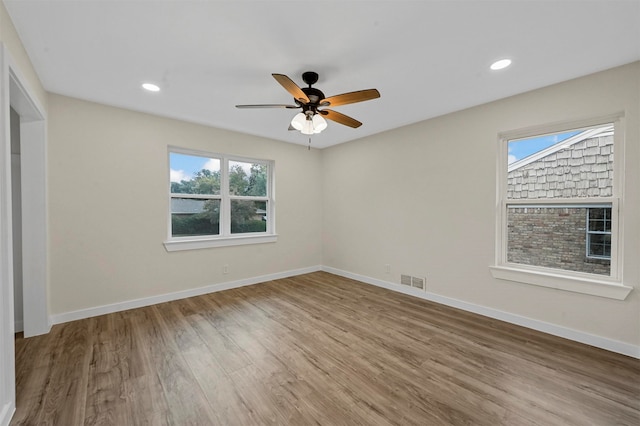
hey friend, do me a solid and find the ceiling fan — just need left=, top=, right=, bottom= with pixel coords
left=235, top=71, right=380, bottom=135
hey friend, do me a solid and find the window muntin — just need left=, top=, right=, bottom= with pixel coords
left=501, top=123, right=616, bottom=278
left=169, top=148, right=273, bottom=241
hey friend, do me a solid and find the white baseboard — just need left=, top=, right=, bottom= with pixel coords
left=0, top=401, right=14, bottom=426
left=50, top=265, right=322, bottom=326
left=322, top=266, right=640, bottom=359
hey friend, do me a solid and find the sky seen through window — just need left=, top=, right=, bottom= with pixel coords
left=508, top=130, right=580, bottom=164
left=170, top=153, right=255, bottom=183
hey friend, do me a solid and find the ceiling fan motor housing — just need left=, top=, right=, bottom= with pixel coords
left=298, top=86, right=325, bottom=114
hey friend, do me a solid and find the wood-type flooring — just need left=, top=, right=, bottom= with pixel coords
left=11, top=272, right=640, bottom=425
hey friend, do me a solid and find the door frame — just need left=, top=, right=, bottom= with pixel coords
left=0, top=43, right=48, bottom=426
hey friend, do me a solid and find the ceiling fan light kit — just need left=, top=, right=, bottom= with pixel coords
left=236, top=71, right=380, bottom=138
left=291, top=111, right=327, bottom=135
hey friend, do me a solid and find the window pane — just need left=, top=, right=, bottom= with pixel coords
left=588, top=234, right=611, bottom=257
left=507, top=125, right=613, bottom=200
left=170, top=153, right=221, bottom=195
left=171, top=198, right=220, bottom=237
left=589, top=208, right=606, bottom=220
left=230, top=200, right=267, bottom=234
left=229, top=161, right=267, bottom=196
left=507, top=206, right=610, bottom=276
left=588, top=208, right=613, bottom=233
left=588, top=219, right=605, bottom=232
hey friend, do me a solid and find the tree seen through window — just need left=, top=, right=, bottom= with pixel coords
left=170, top=154, right=268, bottom=237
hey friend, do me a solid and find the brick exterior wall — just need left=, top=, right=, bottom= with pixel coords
left=506, top=133, right=612, bottom=275
left=507, top=207, right=610, bottom=275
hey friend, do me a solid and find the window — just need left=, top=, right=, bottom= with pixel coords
left=587, top=207, right=611, bottom=259
left=491, top=115, right=631, bottom=300
left=164, top=147, right=276, bottom=251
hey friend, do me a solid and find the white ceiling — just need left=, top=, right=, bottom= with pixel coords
left=4, top=1, right=640, bottom=149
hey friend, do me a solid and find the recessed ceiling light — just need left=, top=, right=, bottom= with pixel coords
left=490, top=59, right=512, bottom=71
left=142, top=83, right=160, bottom=92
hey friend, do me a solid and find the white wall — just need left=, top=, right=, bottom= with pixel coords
left=322, top=62, right=640, bottom=347
left=47, top=94, right=323, bottom=316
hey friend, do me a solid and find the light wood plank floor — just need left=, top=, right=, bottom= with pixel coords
left=12, top=272, right=640, bottom=425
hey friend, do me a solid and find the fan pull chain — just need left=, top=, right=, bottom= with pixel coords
left=308, top=137, right=311, bottom=150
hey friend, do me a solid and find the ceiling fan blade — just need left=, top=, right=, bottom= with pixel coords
left=319, top=109, right=362, bottom=128
left=272, top=74, right=310, bottom=104
left=320, top=89, right=380, bottom=107
left=236, top=104, right=300, bottom=109
left=288, top=124, right=296, bottom=131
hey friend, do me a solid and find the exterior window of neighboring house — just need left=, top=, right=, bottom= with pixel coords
left=164, top=147, right=275, bottom=251
left=587, top=207, right=612, bottom=259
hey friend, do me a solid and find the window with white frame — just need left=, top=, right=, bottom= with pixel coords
left=165, top=147, right=275, bottom=251
left=491, top=115, right=630, bottom=300
left=586, top=207, right=612, bottom=259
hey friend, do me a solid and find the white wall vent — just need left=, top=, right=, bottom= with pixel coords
left=411, top=276, right=425, bottom=290
left=401, top=274, right=426, bottom=290
left=400, top=274, right=412, bottom=286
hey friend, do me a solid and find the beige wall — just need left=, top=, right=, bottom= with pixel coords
left=0, top=1, right=47, bottom=110
left=47, top=94, right=323, bottom=315
left=322, top=62, right=640, bottom=346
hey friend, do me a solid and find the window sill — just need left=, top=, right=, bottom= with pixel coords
left=164, top=234, right=277, bottom=252
left=489, top=265, right=633, bottom=300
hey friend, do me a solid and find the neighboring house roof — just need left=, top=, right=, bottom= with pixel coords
left=508, top=125, right=614, bottom=173
left=171, top=198, right=206, bottom=214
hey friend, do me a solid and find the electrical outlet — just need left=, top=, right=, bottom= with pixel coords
left=385, top=264, right=391, bottom=274
left=223, top=264, right=229, bottom=274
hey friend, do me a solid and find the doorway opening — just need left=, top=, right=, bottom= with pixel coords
left=7, top=66, right=49, bottom=337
